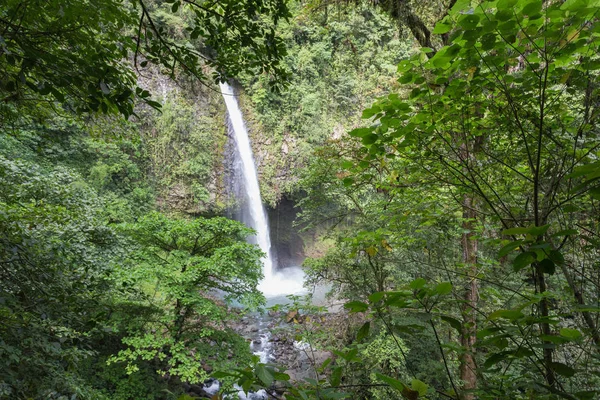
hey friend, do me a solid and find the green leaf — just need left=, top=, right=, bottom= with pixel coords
left=548, top=250, right=564, bottom=266
left=513, top=252, right=536, bottom=272
left=440, top=315, right=462, bottom=332
left=357, top=321, right=370, bottom=341
left=368, top=292, right=385, bottom=304
left=374, top=373, right=407, bottom=392
left=362, top=106, right=381, bottom=119
left=344, top=301, right=369, bottom=313
left=330, top=367, right=343, bottom=387
left=539, top=258, right=556, bottom=275
left=498, top=240, right=524, bottom=257
left=319, top=358, right=332, bottom=372
left=484, top=351, right=509, bottom=368
left=459, top=14, right=480, bottom=29
left=529, top=224, right=550, bottom=236
left=489, top=309, right=524, bottom=321
left=574, top=391, right=597, bottom=400
left=498, top=0, right=519, bottom=9
left=502, top=227, right=531, bottom=235
left=410, top=278, right=427, bottom=290
left=255, top=364, right=274, bottom=387
left=549, top=362, right=575, bottom=378
left=551, top=229, right=578, bottom=237
left=411, top=379, right=428, bottom=396
left=522, top=0, right=543, bottom=15
left=434, top=282, right=452, bottom=295
left=273, top=372, right=290, bottom=381
left=450, top=0, right=471, bottom=14
left=242, top=378, right=253, bottom=394
left=349, top=128, right=373, bottom=138
left=433, top=23, right=452, bottom=34
left=559, top=328, right=582, bottom=340
left=362, top=134, right=379, bottom=145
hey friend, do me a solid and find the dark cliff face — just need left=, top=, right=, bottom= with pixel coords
left=268, top=195, right=305, bottom=270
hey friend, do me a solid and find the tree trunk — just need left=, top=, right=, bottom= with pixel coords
left=460, top=193, right=478, bottom=400
left=559, top=262, right=600, bottom=348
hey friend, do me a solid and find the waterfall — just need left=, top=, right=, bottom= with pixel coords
left=220, top=82, right=274, bottom=281
left=220, top=82, right=305, bottom=298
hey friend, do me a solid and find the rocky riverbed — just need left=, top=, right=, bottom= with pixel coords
left=181, top=302, right=354, bottom=399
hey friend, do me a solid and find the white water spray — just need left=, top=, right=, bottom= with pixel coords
left=220, top=82, right=304, bottom=297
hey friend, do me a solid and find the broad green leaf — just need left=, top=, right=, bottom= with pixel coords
left=440, top=315, right=462, bottom=332
left=434, top=282, right=452, bottom=295
left=521, top=0, right=543, bottom=15
left=549, top=362, right=575, bottom=377
left=484, top=351, right=510, bottom=368
left=330, top=367, right=343, bottom=387
left=362, top=106, right=381, bottom=119
left=459, top=14, right=480, bottom=29
left=529, top=224, right=550, bottom=237
left=559, top=328, right=582, bottom=340
left=433, top=23, right=452, bottom=34
left=410, top=278, right=427, bottom=290
left=548, top=250, right=564, bottom=266
left=539, top=258, right=556, bottom=275
left=551, top=229, right=578, bottom=237
left=489, top=309, right=524, bottom=321
left=498, top=240, right=524, bottom=257
left=513, top=252, right=536, bottom=272
left=411, top=379, right=428, bottom=396
left=357, top=321, right=370, bottom=341
left=368, top=292, right=385, bottom=304
left=502, top=227, right=531, bottom=235
left=342, top=177, right=354, bottom=187
left=255, top=364, right=274, bottom=387
left=498, top=0, right=519, bottom=9
left=344, top=301, right=369, bottom=313
left=273, top=371, right=290, bottom=381
left=374, top=373, right=407, bottom=392
left=349, top=128, right=373, bottom=138
left=362, top=134, right=379, bottom=145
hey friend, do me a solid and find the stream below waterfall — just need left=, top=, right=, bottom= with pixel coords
left=201, top=82, right=311, bottom=399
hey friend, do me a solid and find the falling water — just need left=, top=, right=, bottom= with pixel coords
left=220, top=82, right=274, bottom=281
left=221, top=83, right=304, bottom=298
left=220, top=82, right=305, bottom=297
left=202, top=83, right=312, bottom=399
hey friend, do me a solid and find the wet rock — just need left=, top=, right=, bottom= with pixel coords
left=188, top=383, right=207, bottom=396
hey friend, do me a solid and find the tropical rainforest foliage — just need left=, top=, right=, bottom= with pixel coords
left=1, top=0, right=600, bottom=400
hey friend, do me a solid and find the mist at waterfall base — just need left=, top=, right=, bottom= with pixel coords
left=220, top=82, right=306, bottom=300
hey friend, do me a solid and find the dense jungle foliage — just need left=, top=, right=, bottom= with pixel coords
left=1, top=0, right=600, bottom=399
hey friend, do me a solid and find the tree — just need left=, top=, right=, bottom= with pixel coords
left=347, top=0, right=600, bottom=397
left=111, top=212, right=264, bottom=383
left=0, top=0, right=290, bottom=122
left=0, top=153, right=128, bottom=398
